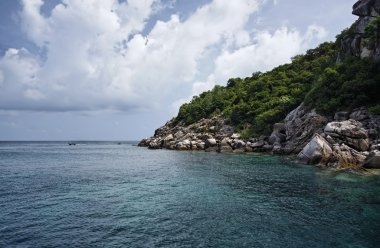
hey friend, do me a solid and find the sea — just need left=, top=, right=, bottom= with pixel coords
left=0, top=141, right=379, bottom=248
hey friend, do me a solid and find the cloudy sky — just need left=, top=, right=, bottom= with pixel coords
left=0, top=0, right=357, bottom=141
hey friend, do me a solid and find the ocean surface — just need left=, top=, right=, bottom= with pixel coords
left=0, top=142, right=379, bottom=248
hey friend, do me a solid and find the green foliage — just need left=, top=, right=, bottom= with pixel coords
left=172, top=26, right=380, bottom=137
left=363, top=17, right=380, bottom=47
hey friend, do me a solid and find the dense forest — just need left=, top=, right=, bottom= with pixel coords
left=172, top=18, right=380, bottom=137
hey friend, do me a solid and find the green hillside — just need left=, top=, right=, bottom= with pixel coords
left=172, top=22, right=380, bottom=137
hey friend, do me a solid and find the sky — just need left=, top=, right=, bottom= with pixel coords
left=0, top=0, right=357, bottom=141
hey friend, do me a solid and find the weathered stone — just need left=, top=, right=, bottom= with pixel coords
left=205, top=138, right=217, bottom=148
left=231, top=133, right=241, bottom=139
left=329, top=144, right=367, bottom=168
left=234, top=140, right=246, bottom=149
left=284, top=103, right=328, bottom=154
left=164, top=134, right=174, bottom=141
left=298, top=134, right=333, bottom=164
left=220, top=146, right=233, bottom=153
left=220, top=138, right=231, bottom=147
left=349, top=107, right=371, bottom=121
left=324, top=120, right=368, bottom=139
left=352, top=0, right=380, bottom=17
left=197, top=142, right=205, bottom=150
left=174, top=130, right=184, bottom=139
left=269, top=123, right=286, bottom=145
left=363, top=150, right=380, bottom=168
left=250, top=140, right=265, bottom=148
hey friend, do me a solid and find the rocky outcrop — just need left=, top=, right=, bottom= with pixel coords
left=352, top=0, right=380, bottom=17
left=138, top=0, right=380, bottom=172
left=298, top=134, right=333, bottom=164
left=139, top=101, right=380, bottom=171
left=282, top=103, right=328, bottom=154
left=295, top=111, right=379, bottom=168
left=363, top=150, right=380, bottom=168
left=339, top=0, right=380, bottom=61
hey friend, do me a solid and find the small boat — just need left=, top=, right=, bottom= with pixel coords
left=68, top=142, right=76, bottom=146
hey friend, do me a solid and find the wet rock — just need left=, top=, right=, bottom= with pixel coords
left=363, top=150, right=380, bottom=168
left=329, top=144, right=367, bottom=168
left=220, top=145, right=233, bottom=153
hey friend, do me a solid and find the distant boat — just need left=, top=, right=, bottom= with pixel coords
left=68, top=142, right=76, bottom=146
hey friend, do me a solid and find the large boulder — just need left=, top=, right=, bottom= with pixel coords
left=205, top=138, right=217, bottom=148
left=269, top=123, right=286, bottom=145
left=324, top=119, right=369, bottom=151
left=352, top=0, right=380, bottom=17
left=284, top=103, right=328, bottom=154
left=363, top=150, right=380, bottom=168
left=298, top=134, right=333, bottom=164
left=329, top=144, right=367, bottom=168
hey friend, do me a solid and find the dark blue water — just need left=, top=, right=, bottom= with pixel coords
left=0, top=142, right=379, bottom=248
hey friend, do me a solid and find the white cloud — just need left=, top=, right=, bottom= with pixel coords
left=173, top=24, right=328, bottom=110
left=0, top=0, right=261, bottom=112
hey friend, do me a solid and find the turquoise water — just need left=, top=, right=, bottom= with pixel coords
left=0, top=142, right=379, bottom=247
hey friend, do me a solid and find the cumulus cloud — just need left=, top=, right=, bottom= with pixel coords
left=0, top=0, right=261, bottom=112
left=172, top=24, right=328, bottom=111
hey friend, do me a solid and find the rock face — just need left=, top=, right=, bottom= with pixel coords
left=339, top=0, right=380, bottom=61
left=139, top=102, right=380, bottom=170
left=298, top=134, right=333, bottom=164
left=283, top=103, right=328, bottom=154
left=352, top=0, right=380, bottom=17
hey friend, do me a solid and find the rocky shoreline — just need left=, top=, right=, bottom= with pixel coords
left=138, top=104, right=380, bottom=170
left=139, top=0, right=380, bottom=171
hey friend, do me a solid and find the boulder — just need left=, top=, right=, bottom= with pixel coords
left=324, top=119, right=369, bottom=151
left=174, top=130, right=185, bottom=139
left=164, top=134, right=174, bottom=142
left=197, top=142, right=205, bottom=150
left=363, top=150, right=380, bottom=168
left=220, top=138, right=231, bottom=147
left=329, top=144, right=367, bottom=168
left=352, top=0, right=380, bottom=17
left=284, top=103, right=328, bottom=154
left=234, top=140, right=246, bottom=149
left=250, top=140, right=265, bottom=148
left=325, top=120, right=368, bottom=139
left=349, top=107, right=371, bottom=121
left=220, top=145, right=233, bottom=153
left=231, top=133, right=241, bottom=139
left=205, top=138, right=217, bottom=148
left=268, top=123, right=286, bottom=145
left=298, top=134, right=333, bottom=164
left=148, top=139, right=162, bottom=149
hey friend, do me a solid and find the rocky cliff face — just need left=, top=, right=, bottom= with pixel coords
left=338, top=0, right=380, bottom=61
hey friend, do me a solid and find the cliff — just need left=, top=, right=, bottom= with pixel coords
left=139, top=0, right=380, bottom=170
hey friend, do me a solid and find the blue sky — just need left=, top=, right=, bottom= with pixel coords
left=0, top=0, right=357, bottom=141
